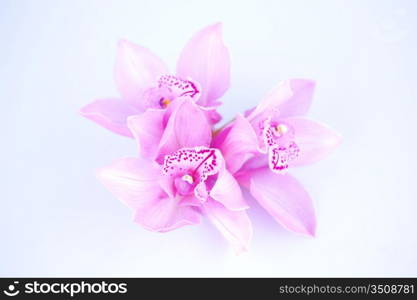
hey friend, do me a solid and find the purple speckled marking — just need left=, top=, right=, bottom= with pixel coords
left=158, top=75, right=200, bottom=99
left=163, top=147, right=220, bottom=181
left=269, top=142, right=300, bottom=173
left=262, top=119, right=300, bottom=173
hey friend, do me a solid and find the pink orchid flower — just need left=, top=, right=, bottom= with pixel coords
left=213, top=79, right=341, bottom=237
left=80, top=23, right=230, bottom=137
left=97, top=98, right=252, bottom=253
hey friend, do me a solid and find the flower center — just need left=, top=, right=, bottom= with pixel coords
left=159, top=98, right=171, bottom=108
left=273, top=124, right=288, bottom=137
left=263, top=120, right=294, bottom=146
left=181, top=174, right=194, bottom=184
left=174, top=173, right=195, bottom=196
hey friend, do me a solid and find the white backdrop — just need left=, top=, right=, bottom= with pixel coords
left=1, top=0, right=416, bottom=276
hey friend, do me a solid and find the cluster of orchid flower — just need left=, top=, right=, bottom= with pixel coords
left=80, top=24, right=341, bottom=253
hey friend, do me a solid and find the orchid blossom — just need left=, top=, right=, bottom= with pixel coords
left=81, top=22, right=342, bottom=252
left=213, top=79, right=341, bottom=236
left=80, top=23, right=230, bottom=137
left=97, top=98, right=252, bottom=253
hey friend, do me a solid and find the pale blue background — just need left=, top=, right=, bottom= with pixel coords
left=1, top=0, right=416, bottom=276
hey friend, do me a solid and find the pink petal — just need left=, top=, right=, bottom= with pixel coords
left=176, top=23, right=230, bottom=107
left=157, top=98, right=212, bottom=161
left=115, top=39, right=168, bottom=108
left=79, top=98, right=139, bottom=137
left=214, top=114, right=259, bottom=174
left=203, top=200, right=252, bottom=254
left=158, top=175, right=175, bottom=199
left=278, top=79, right=315, bottom=118
left=247, top=79, right=315, bottom=122
left=127, top=109, right=165, bottom=159
left=202, top=107, right=222, bottom=125
left=235, top=155, right=268, bottom=183
left=246, top=80, right=293, bottom=122
left=96, top=157, right=162, bottom=210
left=209, top=159, right=249, bottom=211
left=179, top=195, right=201, bottom=207
left=134, top=197, right=201, bottom=232
left=285, top=117, right=342, bottom=167
left=249, top=168, right=316, bottom=236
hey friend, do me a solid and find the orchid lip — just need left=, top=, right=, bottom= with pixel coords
left=163, top=147, right=220, bottom=199
left=262, top=118, right=300, bottom=173
left=158, top=74, right=200, bottom=99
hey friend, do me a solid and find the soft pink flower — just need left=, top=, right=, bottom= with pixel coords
left=80, top=23, right=230, bottom=137
left=213, top=79, right=341, bottom=236
left=98, top=99, right=251, bottom=253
